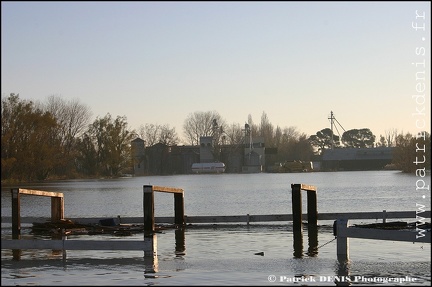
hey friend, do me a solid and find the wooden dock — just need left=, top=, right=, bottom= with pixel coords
left=1, top=184, right=430, bottom=262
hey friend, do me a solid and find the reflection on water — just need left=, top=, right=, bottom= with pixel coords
left=1, top=226, right=430, bottom=285
left=1, top=171, right=430, bottom=285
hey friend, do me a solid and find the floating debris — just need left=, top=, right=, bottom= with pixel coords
left=31, top=219, right=145, bottom=237
left=353, top=221, right=431, bottom=230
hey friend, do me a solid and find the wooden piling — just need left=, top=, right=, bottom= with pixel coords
left=51, top=196, right=64, bottom=222
left=306, top=188, right=318, bottom=257
left=307, top=189, right=318, bottom=227
left=291, top=184, right=302, bottom=233
left=336, top=218, right=349, bottom=262
left=143, top=185, right=155, bottom=234
left=11, top=188, right=20, bottom=239
left=291, top=184, right=303, bottom=258
left=11, top=188, right=21, bottom=260
left=174, top=192, right=185, bottom=226
left=291, top=184, right=318, bottom=258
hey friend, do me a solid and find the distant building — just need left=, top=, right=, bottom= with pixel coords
left=131, top=138, right=145, bottom=176
left=199, top=136, right=214, bottom=163
left=321, top=147, right=394, bottom=171
left=170, top=145, right=200, bottom=174
left=242, top=136, right=265, bottom=173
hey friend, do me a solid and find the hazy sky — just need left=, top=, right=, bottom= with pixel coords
left=2, top=1, right=431, bottom=143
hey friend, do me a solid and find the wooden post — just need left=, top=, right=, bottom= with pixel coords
left=11, top=188, right=21, bottom=260
left=336, top=218, right=349, bottom=262
left=307, top=188, right=318, bottom=257
left=51, top=196, right=64, bottom=222
left=174, top=192, right=185, bottom=227
left=291, top=184, right=303, bottom=258
left=291, top=184, right=302, bottom=233
left=143, top=185, right=155, bottom=235
left=11, top=188, right=20, bottom=238
left=307, top=190, right=318, bottom=227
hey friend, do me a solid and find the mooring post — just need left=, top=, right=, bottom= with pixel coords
left=291, top=184, right=303, bottom=258
left=11, top=188, right=22, bottom=260
left=143, top=185, right=155, bottom=234
left=291, top=184, right=302, bottom=233
left=11, top=188, right=21, bottom=239
left=174, top=192, right=185, bottom=227
left=336, top=218, right=349, bottom=262
left=307, top=188, right=318, bottom=257
left=51, top=196, right=64, bottom=222
left=307, top=189, right=318, bottom=227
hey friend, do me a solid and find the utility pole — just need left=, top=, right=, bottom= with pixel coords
left=328, top=111, right=334, bottom=150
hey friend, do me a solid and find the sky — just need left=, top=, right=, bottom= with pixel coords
left=1, top=1, right=431, bottom=144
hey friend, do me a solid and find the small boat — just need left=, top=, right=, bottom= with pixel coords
left=191, top=162, right=226, bottom=174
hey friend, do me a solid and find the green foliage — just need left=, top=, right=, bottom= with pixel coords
left=1, top=94, right=62, bottom=181
left=1, top=94, right=134, bottom=182
left=75, top=114, right=135, bottom=177
left=308, top=128, right=341, bottom=153
left=342, top=128, right=376, bottom=148
left=393, top=132, right=431, bottom=173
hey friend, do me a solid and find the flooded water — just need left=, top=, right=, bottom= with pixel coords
left=1, top=171, right=431, bottom=285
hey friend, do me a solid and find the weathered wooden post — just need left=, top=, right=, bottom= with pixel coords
left=291, top=184, right=303, bottom=258
left=11, top=188, right=20, bottom=239
left=143, top=185, right=158, bottom=263
left=11, top=188, right=21, bottom=260
left=336, top=218, right=349, bottom=262
left=291, top=184, right=318, bottom=258
left=174, top=192, right=185, bottom=227
left=51, top=196, right=64, bottom=222
left=307, top=188, right=318, bottom=257
left=291, top=184, right=303, bottom=233
left=143, top=185, right=155, bottom=235
left=307, top=189, right=318, bottom=227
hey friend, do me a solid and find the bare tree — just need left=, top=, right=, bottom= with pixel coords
left=183, top=111, right=226, bottom=145
left=138, top=123, right=160, bottom=146
left=259, top=111, right=275, bottom=147
left=159, top=124, right=180, bottom=146
left=384, top=128, right=398, bottom=147
left=138, top=123, right=179, bottom=147
left=224, top=123, right=244, bottom=145
left=44, top=95, right=92, bottom=148
left=43, top=95, right=92, bottom=175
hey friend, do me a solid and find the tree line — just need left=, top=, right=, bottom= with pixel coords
left=1, top=94, right=430, bottom=182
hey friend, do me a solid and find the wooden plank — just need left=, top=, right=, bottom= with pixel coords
left=2, top=211, right=430, bottom=224
left=1, top=239, right=153, bottom=251
left=18, top=189, right=64, bottom=198
left=317, top=211, right=430, bottom=220
left=341, top=227, right=431, bottom=243
left=186, top=215, right=248, bottom=223
left=2, top=239, right=63, bottom=249
left=249, top=214, right=291, bottom=222
left=152, top=185, right=183, bottom=194
left=300, top=184, right=316, bottom=192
